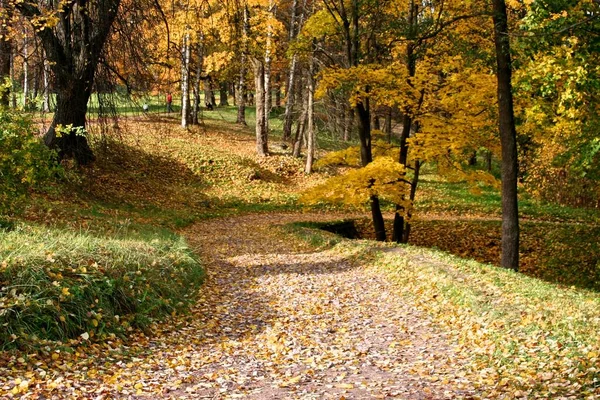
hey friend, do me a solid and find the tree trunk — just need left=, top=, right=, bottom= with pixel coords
left=192, top=38, right=204, bottom=125
left=219, top=82, right=228, bottom=106
left=0, top=0, right=12, bottom=107
left=23, top=36, right=29, bottom=109
left=181, top=32, right=191, bottom=128
left=274, top=74, right=281, bottom=108
left=42, top=54, right=50, bottom=112
left=493, top=0, right=519, bottom=271
left=282, top=0, right=307, bottom=141
left=236, top=6, right=249, bottom=125
left=343, top=104, right=353, bottom=141
left=384, top=108, right=392, bottom=142
left=305, top=45, right=316, bottom=174
left=45, top=76, right=95, bottom=164
left=357, top=99, right=386, bottom=241
left=402, top=159, right=421, bottom=243
left=252, top=58, right=268, bottom=156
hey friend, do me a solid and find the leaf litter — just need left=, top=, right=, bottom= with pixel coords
left=0, top=213, right=479, bottom=398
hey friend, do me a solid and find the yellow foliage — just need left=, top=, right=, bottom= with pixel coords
left=300, top=157, right=411, bottom=211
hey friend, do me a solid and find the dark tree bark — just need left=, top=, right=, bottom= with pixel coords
left=0, top=0, right=11, bottom=107
left=219, top=82, right=229, bottom=106
left=16, top=0, right=121, bottom=164
left=493, top=0, right=519, bottom=271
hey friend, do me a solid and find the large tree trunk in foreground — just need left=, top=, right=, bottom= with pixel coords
left=17, top=0, right=120, bottom=164
left=493, top=0, right=519, bottom=271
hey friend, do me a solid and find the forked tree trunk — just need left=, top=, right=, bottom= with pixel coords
left=493, top=0, right=519, bottom=271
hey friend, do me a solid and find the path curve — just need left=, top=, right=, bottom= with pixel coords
left=163, top=212, right=477, bottom=399
left=1, top=212, right=478, bottom=399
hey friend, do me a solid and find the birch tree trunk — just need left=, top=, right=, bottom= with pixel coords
left=181, top=32, right=191, bottom=128
left=42, top=51, right=50, bottom=112
left=264, top=0, right=274, bottom=135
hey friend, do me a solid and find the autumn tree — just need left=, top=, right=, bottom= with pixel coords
left=13, top=0, right=122, bottom=164
left=492, top=0, right=519, bottom=271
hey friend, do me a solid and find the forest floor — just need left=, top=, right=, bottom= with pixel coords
left=2, top=113, right=600, bottom=398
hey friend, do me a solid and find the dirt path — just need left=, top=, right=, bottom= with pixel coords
left=160, top=213, right=476, bottom=399
left=1, top=213, right=478, bottom=399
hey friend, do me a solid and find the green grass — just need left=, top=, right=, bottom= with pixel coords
left=0, top=222, right=204, bottom=348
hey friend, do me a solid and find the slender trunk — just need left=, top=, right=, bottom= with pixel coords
left=237, top=6, right=249, bottom=125
left=384, top=108, right=392, bottom=142
left=486, top=150, right=493, bottom=172
left=469, top=150, right=477, bottom=166
left=343, top=105, right=353, bottom=141
left=181, top=32, right=191, bottom=128
left=252, top=58, right=268, bottom=156
left=293, top=82, right=307, bottom=157
left=305, top=44, right=316, bottom=174
left=283, top=0, right=307, bottom=141
left=10, top=41, right=16, bottom=108
left=493, top=0, right=519, bottom=271
left=193, top=37, right=204, bottom=125
left=23, top=37, right=29, bottom=108
left=373, top=115, right=380, bottom=130
left=219, top=82, right=228, bottom=106
left=274, top=74, right=281, bottom=107
left=0, top=0, right=11, bottom=107
left=264, top=0, right=273, bottom=135
left=392, top=111, right=412, bottom=243
left=231, top=82, right=236, bottom=106
left=402, top=159, right=421, bottom=243
left=42, top=54, right=50, bottom=112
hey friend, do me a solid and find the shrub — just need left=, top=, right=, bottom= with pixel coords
left=0, top=108, right=59, bottom=215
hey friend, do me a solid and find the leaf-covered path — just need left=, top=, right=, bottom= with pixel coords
left=162, top=213, right=476, bottom=399
left=2, top=213, right=478, bottom=399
